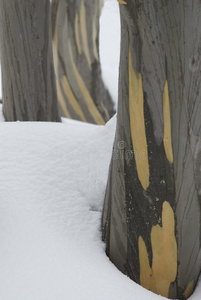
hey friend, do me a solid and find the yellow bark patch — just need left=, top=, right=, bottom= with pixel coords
left=92, top=16, right=99, bottom=61
left=61, top=76, right=87, bottom=122
left=75, top=13, right=82, bottom=55
left=80, top=1, right=92, bottom=69
left=185, top=281, right=194, bottom=299
left=52, top=13, right=71, bottom=119
left=129, top=49, right=149, bottom=190
left=139, top=201, right=177, bottom=298
left=163, top=81, right=173, bottom=164
left=68, top=40, right=105, bottom=125
left=117, top=0, right=127, bottom=4
left=100, top=102, right=110, bottom=121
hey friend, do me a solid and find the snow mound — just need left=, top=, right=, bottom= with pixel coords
left=0, top=118, right=169, bottom=300
left=1, top=118, right=200, bottom=300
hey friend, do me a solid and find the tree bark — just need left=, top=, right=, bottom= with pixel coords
left=0, top=0, right=61, bottom=122
left=51, top=0, right=115, bottom=125
left=102, top=1, right=201, bottom=299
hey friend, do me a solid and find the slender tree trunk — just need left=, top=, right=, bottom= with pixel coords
left=51, top=0, right=115, bottom=125
left=0, top=0, right=61, bottom=122
left=102, top=1, right=201, bottom=299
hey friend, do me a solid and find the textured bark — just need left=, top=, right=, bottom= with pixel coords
left=51, top=0, right=115, bottom=125
left=0, top=0, right=61, bottom=122
left=102, top=1, right=201, bottom=299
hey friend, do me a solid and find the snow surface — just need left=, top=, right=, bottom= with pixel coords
left=0, top=117, right=164, bottom=300
left=1, top=117, right=201, bottom=300
left=0, top=1, right=201, bottom=300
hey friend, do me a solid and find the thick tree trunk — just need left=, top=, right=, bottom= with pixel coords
left=102, top=1, right=201, bottom=299
left=0, top=0, right=61, bottom=122
left=51, top=0, right=115, bottom=125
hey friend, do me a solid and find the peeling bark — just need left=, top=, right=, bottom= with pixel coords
left=51, top=0, right=115, bottom=125
left=0, top=0, right=61, bottom=122
left=102, top=1, right=201, bottom=299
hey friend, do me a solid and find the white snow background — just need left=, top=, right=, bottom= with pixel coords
left=0, top=0, right=201, bottom=299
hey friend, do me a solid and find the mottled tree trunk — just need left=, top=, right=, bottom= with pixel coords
left=0, top=0, right=61, bottom=122
left=102, top=1, right=201, bottom=299
left=51, top=0, right=115, bottom=125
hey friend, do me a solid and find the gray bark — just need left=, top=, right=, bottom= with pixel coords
left=51, top=0, right=115, bottom=125
left=102, top=1, right=201, bottom=299
left=0, top=0, right=61, bottom=122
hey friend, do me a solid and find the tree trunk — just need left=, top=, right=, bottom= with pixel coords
left=102, top=1, right=201, bottom=299
left=0, top=0, right=61, bottom=122
left=51, top=0, right=115, bottom=125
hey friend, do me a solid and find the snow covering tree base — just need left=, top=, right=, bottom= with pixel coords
left=102, top=1, right=201, bottom=299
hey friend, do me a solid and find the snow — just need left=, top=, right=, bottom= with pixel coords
left=0, top=1, right=201, bottom=300
left=0, top=118, right=114, bottom=300
left=1, top=118, right=201, bottom=300
left=0, top=117, right=166, bottom=300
